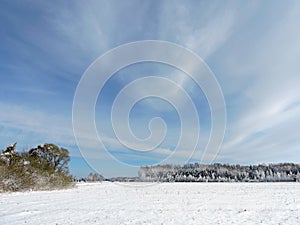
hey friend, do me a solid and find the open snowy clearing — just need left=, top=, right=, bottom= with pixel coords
left=1, top=182, right=300, bottom=225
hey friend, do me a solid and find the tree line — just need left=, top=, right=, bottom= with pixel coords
left=138, top=163, right=300, bottom=182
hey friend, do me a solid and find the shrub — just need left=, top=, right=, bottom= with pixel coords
left=0, top=143, right=73, bottom=192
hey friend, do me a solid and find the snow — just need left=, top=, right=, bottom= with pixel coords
left=0, top=182, right=299, bottom=224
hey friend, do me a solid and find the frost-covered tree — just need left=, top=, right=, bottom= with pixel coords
left=86, top=172, right=104, bottom=182
left=29, top=144, right=70, bottom=174
left=138, top=163, right=300, bottom=182
left=0, top=142, right=18, bottom=166
left=0, top=143, right=73, bottom=192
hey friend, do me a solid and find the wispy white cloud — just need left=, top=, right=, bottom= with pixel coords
left=0, top=102, right=74, bottom=149
left=217, top=2, right=300, bottom=163
left=1, top=1, right=300, bottom=177
left=158, top=1, right=256, bottom=59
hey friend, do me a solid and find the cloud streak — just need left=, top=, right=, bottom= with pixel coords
left=1, top=1, right=300, bottom=176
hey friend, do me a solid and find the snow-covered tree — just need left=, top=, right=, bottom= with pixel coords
left=138, top=163, right=300, bottom=182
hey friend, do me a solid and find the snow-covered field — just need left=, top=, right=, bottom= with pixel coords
left=1, top=182, right=300, bottom=225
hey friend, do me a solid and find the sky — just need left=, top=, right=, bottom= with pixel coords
left=1, top=0, right=300, bottom=178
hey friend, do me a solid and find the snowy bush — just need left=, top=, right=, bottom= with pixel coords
left=0, top=143, right=73, bottom=192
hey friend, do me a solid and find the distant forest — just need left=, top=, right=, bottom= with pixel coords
left=138, top=163, right=300, bottom=182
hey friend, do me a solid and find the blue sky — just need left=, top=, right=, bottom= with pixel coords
left=1, top=0, right=300, bottom=178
